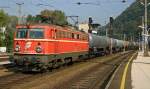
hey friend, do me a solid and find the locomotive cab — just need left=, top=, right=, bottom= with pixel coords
left=12, top=25, right=54, bottom=71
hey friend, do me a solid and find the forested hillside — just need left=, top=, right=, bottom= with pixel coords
left=110, top=0, right=150, bottom=40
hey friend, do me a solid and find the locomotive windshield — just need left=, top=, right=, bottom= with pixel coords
left=29, top=29, right=44, bottom=39
left=16, top=29, right=28, bottom=38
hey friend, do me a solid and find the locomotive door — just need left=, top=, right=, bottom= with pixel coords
left=52, top=29, right=58, bottom=54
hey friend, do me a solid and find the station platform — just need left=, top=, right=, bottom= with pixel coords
left=132, top=51, right=150, bottom=89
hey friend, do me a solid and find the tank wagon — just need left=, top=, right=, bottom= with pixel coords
left=115, top=40, right=124, bottom=52
left=89, top=34, right=109, bottom=55
left=10, top=24, right=138, bottom=72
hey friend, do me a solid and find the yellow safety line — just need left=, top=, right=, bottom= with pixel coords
left=120, top=52, right=136, bottom=89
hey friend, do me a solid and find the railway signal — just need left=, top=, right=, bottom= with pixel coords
left=88, top=17, right=93, bottom=33
left=109, top=17, right=114, bottom=24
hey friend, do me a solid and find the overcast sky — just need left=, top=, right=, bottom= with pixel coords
left=0, top=0, right=135, bottom=25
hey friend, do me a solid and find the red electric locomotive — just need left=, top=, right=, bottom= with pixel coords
left=12, top=24, right=89, bottom=71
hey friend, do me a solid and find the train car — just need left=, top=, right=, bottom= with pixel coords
left=124, top=41, right=130, bottom=50
left=116, top=40, right=124, bottom=52
left=111, top=39, right=117, bottom=53
left=10, top=23, right=138, bottom=72
left=89, top=34, right=109, bottom=55
left=88, top=34, right=127, bottom=55
left=11, top=24, right=89, bottom=71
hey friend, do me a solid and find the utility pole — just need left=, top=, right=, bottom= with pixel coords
left=142, top=16, right=145, bottom=52
left=124, top=34, right=126, bottom=52
left=109, top=17, right=113, bottom=54
left=144, top=0, right=149, bottom=56
left=139, top=32, right=141, bottom=51
left=16, top=3, right=24, bottom=24
left=105, top=21, right=108, bottom=37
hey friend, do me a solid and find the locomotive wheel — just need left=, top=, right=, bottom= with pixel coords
left=68, top=59, right=73, bottom=65
left=52, top=60, right=59, bottom=69
left=47, top=62, right=53, bottom=71
left=57, top=59, right=63, bottom=67
left=37, top=64, right=47, bottom=73
left=40, top=67, right=47, bottom=73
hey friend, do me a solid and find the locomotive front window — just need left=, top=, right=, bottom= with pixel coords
left=16, top=29, right=28, bottom=38
left=29, top=29, right=44, bottom=39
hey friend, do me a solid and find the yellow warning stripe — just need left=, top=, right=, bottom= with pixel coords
left=120, top=52, right=137, bottom=89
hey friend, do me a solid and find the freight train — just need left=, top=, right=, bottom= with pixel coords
left=10, top=24, right=138, bottom=72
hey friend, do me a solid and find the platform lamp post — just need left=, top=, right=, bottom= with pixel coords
left=140, top=0, right=150, bottom=56
left=109, top=17, right=114, bottom=54
left=144, top=0, right=149, bottom=56
left=138, top=16, right=145, bottom=52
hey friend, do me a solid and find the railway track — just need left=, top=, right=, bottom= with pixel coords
left=0, top=54, right=10, bottom=62
left=0, top=51, right=135, bottom=89
left=0, top=73, right=33, bottom=89
left=53, top=51, right=135, bottom=89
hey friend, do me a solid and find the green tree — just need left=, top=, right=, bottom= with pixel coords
left=40, top=9, right=68, bottom=25
left=0, top=10, right=9, bottom=27
left=26, top=9, right=68, bottom=25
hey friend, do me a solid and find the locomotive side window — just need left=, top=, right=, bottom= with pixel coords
left=72, top=33, right=74, bottom=39
left=29, top=29, right=44, bottom=39
left=16, top=29, right=28, bottom=38
left=77, top=34, right=80, bottom=39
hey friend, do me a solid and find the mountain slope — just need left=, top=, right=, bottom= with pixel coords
left=112, top=0, right=150, bottom=40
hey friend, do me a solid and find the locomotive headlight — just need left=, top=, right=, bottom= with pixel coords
left=35, top=46, right=42, bottom=53
left=15, top=45, right=20, bottom=52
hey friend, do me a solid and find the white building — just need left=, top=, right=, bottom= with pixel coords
left=79, top=23, right=89, bottom=33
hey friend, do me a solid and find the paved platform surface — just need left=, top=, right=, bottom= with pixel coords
left=132, top=51, right=150, bottom=89
left=107, top=52, right=134, bottom=89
